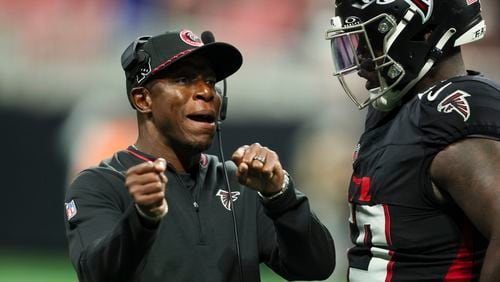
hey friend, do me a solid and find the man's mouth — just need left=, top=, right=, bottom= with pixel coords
left=187, top=111, right=216, bottom=124
left=358, top=69, right=379, bottom=90
left=357, top=57, right=386, bottom=90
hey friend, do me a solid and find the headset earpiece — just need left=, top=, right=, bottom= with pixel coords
left=121, top=36, right=152, bottom=81
left=136, top=50, right=147, bottom=63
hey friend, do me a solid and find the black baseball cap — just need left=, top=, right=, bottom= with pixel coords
left=121, top=29, right=243, bottom=106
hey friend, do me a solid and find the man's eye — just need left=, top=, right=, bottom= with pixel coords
left=175, top=77, right=190, bottom=84
left=206, top=78, right=216, bottom=86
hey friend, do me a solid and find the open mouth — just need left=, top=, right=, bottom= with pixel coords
left=187, top=111, right=216, bottom=124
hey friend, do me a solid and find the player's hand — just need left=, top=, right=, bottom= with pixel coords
left=125, top=158, right=168, bottom=220
left=232, top=143, right=285, bottom=196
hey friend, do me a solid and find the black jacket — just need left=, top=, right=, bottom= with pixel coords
left=64, top=147, right=335, bottom=281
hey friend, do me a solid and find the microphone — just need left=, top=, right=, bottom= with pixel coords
left=201, top=31, right=215, bottom=44
left=201, top=29, right=243, bottom=282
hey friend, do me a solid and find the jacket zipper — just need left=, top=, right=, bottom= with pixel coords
left=174, top=173, right=205, bottom=244
left=192, top=201, right=205, bottom=244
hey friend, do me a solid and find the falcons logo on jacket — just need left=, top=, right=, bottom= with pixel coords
left=437, top=90, right=471, bottom=122
left=216, top=189, right=240, bottom=211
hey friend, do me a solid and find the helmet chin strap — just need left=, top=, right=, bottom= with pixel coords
left=373, top=27, right=457, bottom=111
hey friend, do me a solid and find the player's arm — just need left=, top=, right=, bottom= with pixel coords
left=232, top=143, right=336, bottom=280
left=66, top=159, right=167, bottom=282
left=431, top=138, right=500, bottom=282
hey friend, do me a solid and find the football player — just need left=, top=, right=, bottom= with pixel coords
left=325, top=0, right=500, bottom=281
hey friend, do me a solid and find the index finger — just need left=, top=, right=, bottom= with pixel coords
left=126, top=161, right=156, bottom=176
left=232, top=145, right=249, bottom=164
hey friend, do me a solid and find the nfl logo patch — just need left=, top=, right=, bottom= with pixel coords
left=466, top=0, right=477, bottom=5
left=352, top=143, right=361, bottom=162
left=65, top=200, right=78, bottom=221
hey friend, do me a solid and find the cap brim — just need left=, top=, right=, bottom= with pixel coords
left=154, top=42, right=243, bottom=82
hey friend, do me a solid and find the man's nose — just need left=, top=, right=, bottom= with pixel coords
left=193, top=79, right=215, bottom=101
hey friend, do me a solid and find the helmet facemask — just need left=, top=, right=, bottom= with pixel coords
left=326, top=0, right=486, bottom=112
left=326, top=14, right=405, bottom=110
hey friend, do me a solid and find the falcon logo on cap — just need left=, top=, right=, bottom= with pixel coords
left=180, top=30, right=203, bottom=47
left=216, top=189, right=240, bottom=211
left=437, top=90, right=471, bottom=122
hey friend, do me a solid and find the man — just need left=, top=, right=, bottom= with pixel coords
left=325, top=0, right=500, bottom=281
left=64, top=29, right=335, bottom=282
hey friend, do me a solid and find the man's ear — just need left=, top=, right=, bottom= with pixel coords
left=131, top=87, right=152, bottom=113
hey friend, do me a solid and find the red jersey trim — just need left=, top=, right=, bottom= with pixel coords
left=125, top=149, right=153, bottom=162
left=384, top=204, right=394, bottom=282
left=444, top=219, right=474, bottom=281
left=126, top=148, right=208, bottom=168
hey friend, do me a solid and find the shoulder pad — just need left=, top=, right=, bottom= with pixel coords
left=417, top=76, right=500, bottom=145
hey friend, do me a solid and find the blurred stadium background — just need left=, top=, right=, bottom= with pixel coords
left=0, top=0, right=498, bottom=281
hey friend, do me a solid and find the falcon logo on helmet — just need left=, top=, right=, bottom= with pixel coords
left=216, top=189, right=240, bottom=211
left=437, top=90, right=471, bottom=122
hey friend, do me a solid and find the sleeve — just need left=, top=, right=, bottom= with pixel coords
left=416, top=77, right=500, bottom=204
left=418, top=78, right=500, bottom=148
left=256, top=177, right=336, bottom=281
left=64, top=169, right=159, bottom=282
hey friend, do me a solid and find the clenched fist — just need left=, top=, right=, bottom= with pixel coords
left=232, top=143, right=285, bottom=196
left=125, top=158, right=168, bottom=221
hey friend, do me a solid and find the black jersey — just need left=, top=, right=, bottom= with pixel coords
left=347, top=72, right=500, bottom=281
